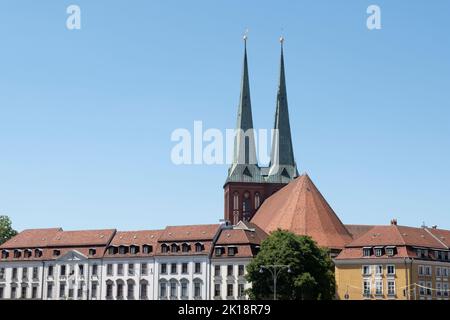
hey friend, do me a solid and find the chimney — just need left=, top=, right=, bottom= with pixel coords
left=432, top=225, right=438, bottom=229
left=390, top=219, right=397, bottom=226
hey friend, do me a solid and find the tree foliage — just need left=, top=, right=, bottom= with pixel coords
left=0, top=215, right=18, bottom=245
left=246, top=230, right=335, bottom=300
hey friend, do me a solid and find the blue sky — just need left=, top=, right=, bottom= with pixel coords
left=0, top=1, right=449, bottom=231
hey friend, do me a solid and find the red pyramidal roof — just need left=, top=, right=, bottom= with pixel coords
left=251, top=174, right=353, bottom=249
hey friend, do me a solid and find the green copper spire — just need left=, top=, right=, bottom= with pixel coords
left=227, top=34, right=262, bottom=183
left=268, top=37, right=298, bottom=181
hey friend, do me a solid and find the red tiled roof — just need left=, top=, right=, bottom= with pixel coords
left=251, top=174, right=353, bottom=249
left=426, top=228, right=450, bottom=247
left=158, top=224, right=220, bottom=242
left=110, top=230, right=163, bottom=246
left=346, top=225, right=447, bottom=249
left=0, top=228, right=62, bottom=249
left=345, top=225, right=374, bottom=240
left=47, top=229, right=116, bottom=247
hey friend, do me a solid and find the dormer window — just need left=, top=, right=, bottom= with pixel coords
left=195, top=243, right=203, bottom=253
left=182, top=243, right=190, bottom=253
left=24, top=249, right=32, bottom=258
left=363, top=247, right=372, bottom=257
left=34, top=249, right=43, bottom=258
left=108, top=247, right=116, bottom=255
left=374, top=247, right=383, bottom=257
left=130, top=246, right=139, bottom=255
left=170, top=244, right=179, bottom=253
left=215, top=247, right=224, bottom=257
left=89, top=248, right=96, bottom=256
left=228, top=246, right=237, bottom=256
left=386, top=247, right=395, bottom=257
left=53, top=250, right=60, bottom=257
left=161, top=244, right=169, bottom=253
left=142, top=245, right=152, bottom=254
left=1, top=250, right=9, bottom=259
left=14, top=250, right=22, bottom=258
left=118, top=246, right=127, bottom=255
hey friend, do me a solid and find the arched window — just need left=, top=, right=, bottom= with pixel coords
left=193, top=279, right=203, bottom=299
left=180, top=279, right=189, bottom=299
left=140, top=280, right=148, bottom=300
left=182, top=243, right=190, bottom=253
left=161, top=244, right=169, bottom=253
left=171, top=244, right=179, bottom=253
left=105, top=280, right=114, bottom=300
left=233, top=192, right=239, bottom=210
left=116, top=280, right=124, bottom=300
left=242, top=191, right=251, bottom=221
left=127, top=279, right=135, bottom=300
left=195, top=243, right=203, bottom=252
left=254, top=192, right=261, bottom=210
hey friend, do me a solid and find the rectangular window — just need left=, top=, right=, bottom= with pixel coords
left=363, top=280, right=371, bottom=297
left=227, top=265, right=233, bottom=276
left=12, top=268, right=18, bottom=280
left=160, top=282, right=167, bottom=299
left=227, top=284, right=234, bottom=297
left=140, top=282, right=148, bottom=299
left=443, top=283, right=449, bottom=297
left=387, top=280, right=395, bottom=296
left=171, top=263, right=177, bottom=274
left=425, top=266, right=432, bottom=276
left=214, top=284, right=221, bottom=297
left=374, top=248, right=383, bottom=257
left=228, top=247, right=236, bottom=256
left=363, top=248, right=371, bottom=256
left=141, top=263, right=148, bottom=275
left=181, top=282, right=188, bottom=298
left=194, top=282, right=201, bottom=298
left=32, top=286, right=38, bottom=299
left=60, top=265, right=66, bottom=276
left=443, top=267, right=448, bottom=277
left=426, top=281, right=432, bottom=296
left=182, top=263, right=188, bottom=274
left=107, top=264, right=113, bottom=276
left=170, top=282, right=177, bottom=299
left=194, top=263, right=201, bottom=274
left=436, top=267, right=441, bottom=277
left=91, top=283, right=98, bottom=299
left=238, top=265, right=245, bottom=276
left=117, top=264, right=123, bottom=276
left=215, top=247, right=223, bottom=256
left=419, top=281, right=425, bottom=295
left=0, top=287, right=3, bottom=299
left=117, top=283, right=123, bottom=299
left=68, top=288, right=74, bottom=299
left=92, top=264, right=98, bottom=276
left=0, top=267, right=5, bottom=280
left=387, top=265, right=395, bottom=275
left=214, top=265, right=221, bottom=276
left=22, top=267, right=28, bottom=280
left=47, top=284, right=53, bottom=299
left=32, top=267, right=39, bottom=280
left=375, top=265, right=383, bottom=275
left=238, top=284, right=245, bottom=298
left=436, top=283, right=442, bottom=296
left=160, top=263, right=167, bottom=274
left=106, top=284, right=113, bottom=299
left=386, top=248, right=394, bottom=256
left=375, top=280, right=383, bottom=295
left=78, top=264, right=84, bottom=276
left=128, top=263, right=134, bottom=276
left=418, top=265, right=424, bottom=276
left=21, top=286, right=27, bottom=299
left=362, top=265, right=371, bottom=276
left=59, top=283, right=66, bottom=299
left=48, top=265, right=54, bottom=277
left=77, top=283, right=83, bottom=299
left=11, top=287, right=17, bottom=299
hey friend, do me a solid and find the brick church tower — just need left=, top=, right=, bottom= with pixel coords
left=224, top=37, right=299, bottom=225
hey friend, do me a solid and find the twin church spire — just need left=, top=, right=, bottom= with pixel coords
left=227, top=36, right=298, bottom=184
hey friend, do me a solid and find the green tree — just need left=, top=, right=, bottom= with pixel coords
left=0, top=215, right=18, bottom=245
left=246, top=230, right=335, bottom=300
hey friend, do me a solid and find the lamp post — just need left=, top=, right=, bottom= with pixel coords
left=259, top=265, right=291, bottom=300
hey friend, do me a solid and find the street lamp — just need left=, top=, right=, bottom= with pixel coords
left=259, top=265, right=291, bottom=300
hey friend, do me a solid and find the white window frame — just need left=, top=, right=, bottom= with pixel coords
left=387, top=265, right=395, bottom=276
left=387, top=280, right=396, bottom=296
left=362, top=265, right=371, bottom=276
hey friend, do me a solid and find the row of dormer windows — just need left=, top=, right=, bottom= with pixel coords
left=363, top=247, right=396, bottom=257
left=160, top=243, right=204, bottom=254
left=1, top=249, right=43, bottom=259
